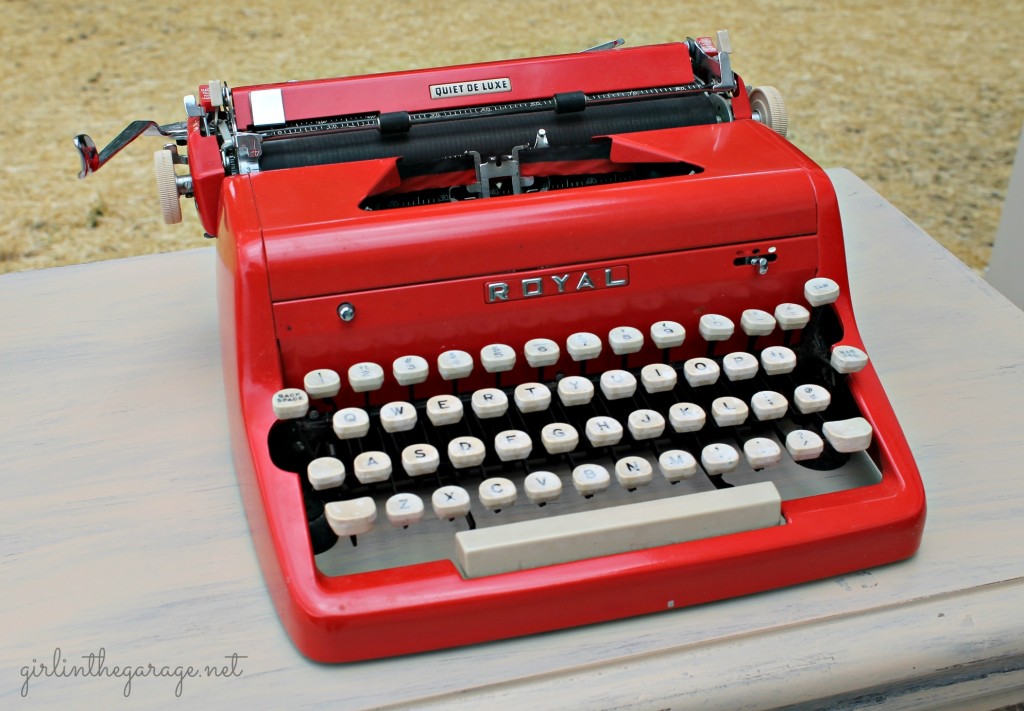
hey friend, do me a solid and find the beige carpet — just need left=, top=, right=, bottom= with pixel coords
left=2, top=0, right=1021, bottom=273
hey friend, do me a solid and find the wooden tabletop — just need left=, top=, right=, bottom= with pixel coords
left=3, top=170, right=1023, bottom=710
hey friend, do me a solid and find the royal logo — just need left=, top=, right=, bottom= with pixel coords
left=484, top=265, right=629, bottom=303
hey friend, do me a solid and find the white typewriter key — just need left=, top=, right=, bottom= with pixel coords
left=432, top=485, right=472, bottom=520
left=541, top=423, right=579, bottom=454
left=494, top=430, right=533, bottom=461
left=804, top=277, right=841, bottom=307
left=585, top=416, right=623, bottom=447
left=303, top=369, right=341, bottom=399
left=426, top=394, right=464, bottom=426
left=325, top=497, right=376, bottom=537
left=447, top=436, right=486, bottom=469
left=701, top=443, right=740, bottom=476
left=401, top=444, right=440, bottom=476
left=480, top=343, right=516, bottom=373
left=385, top=493, right=425, bottom=527
left=775, top=303, right=811, bottom=330
left=524, top=471, right=563, bottom=504
left=332, top=407, right=370, bottom=439
left=683, top=357, right=720, bottom=386
left=822, top=417, right=873, bottom=453
left=524, top=338, right=560, bottom=368
left=557, top=375, right=595, bottom=406
left=566, top=332, right=602, bottom=361
left=723, top=351, right=759, bottom=381
left=712, top=396, right=749, bottom=427
left=572, top=463, right=612, bottom=495
left=272, top=388, right=309, bottom=420
left=379, top=401, right=417, bottom=432
left=793, top=384, right=831, bottom=414
left=479, top=477, right=517, bottom=510
left=628, top=409, right=666, bottom=440
left=514, top=382, right=552, bottom=413
left=699, top=314, right=735, bottom=342
left=761, top=346, right=797, bottom=375
left=348, top=362, right=385, bottom=393
left=599, top=369, right=637, bottom=400
left=740, top=309, right=776, bottom=337
left=392, top=355, right=429, bottom=386
left=471, top=388, right=509, bottom=419
left=353, top=451, right=392, bottom=483
left=307, top=457, right=345, bottom=490
left=668, top=402, right=706, bottom=433
left=750, top=391, right=789, bottom=421
left=640, top=363, right=677, bottom=393
left=608, top=326, right=644, bottom=355
left=438, top=350, right=473, bottom=381
left=614, top=456, right=654, bottom=489
left=785, top=429, right=824, bottom=461
left=650, top=320, right=686, bottom=349
left=658, top=449, right=698, bottom=482
left=743, top=437, right=783, bottom=469
left=831, top=345, right=869, bottom=374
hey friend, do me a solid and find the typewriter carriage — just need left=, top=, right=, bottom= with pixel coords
left=75, top=36, right=782, bottom=237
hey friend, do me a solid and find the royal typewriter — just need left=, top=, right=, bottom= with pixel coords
left=75, top=32, right=926, bottom=662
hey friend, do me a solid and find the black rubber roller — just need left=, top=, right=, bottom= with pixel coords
left=259, top=94, right=723, bottom=171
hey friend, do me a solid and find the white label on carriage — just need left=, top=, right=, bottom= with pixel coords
left=429, top=77, right=512, bottom=99
left=249, top=88, right=285, bottom=126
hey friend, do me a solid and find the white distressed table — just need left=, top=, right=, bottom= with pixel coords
left=2, top=170, right=1023, bottom=710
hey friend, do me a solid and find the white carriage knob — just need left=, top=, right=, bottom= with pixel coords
left=154, top=149, right=182, bottom=224
left=749, top=86, right=788, bottom=137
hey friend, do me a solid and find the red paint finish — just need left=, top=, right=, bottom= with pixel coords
left=186, top=117, right=225, bottom=236
left=209, top=45, right=925, bottom=662
left=257, top=123, right=818, bottom=301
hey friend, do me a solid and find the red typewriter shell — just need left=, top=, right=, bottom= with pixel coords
left=215, top=113, right=925, bottom=661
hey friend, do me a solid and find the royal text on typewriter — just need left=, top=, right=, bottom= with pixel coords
left=75, top=32, right=925, bottom=662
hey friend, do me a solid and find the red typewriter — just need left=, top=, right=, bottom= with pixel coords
left=75, top=32, right=926, bottom=662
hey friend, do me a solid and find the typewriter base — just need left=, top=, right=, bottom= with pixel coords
left=234, top=412, right=923, bottom=662
left=214, top=115, right=925, bottom=661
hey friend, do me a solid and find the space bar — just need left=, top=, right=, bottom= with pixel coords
left=454, top=481, right=783, bottom=578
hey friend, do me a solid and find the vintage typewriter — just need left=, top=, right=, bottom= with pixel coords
left=75, top=32, right=926, bottom=662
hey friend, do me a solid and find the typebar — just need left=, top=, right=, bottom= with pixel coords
left=454, top=480, right=782, bottom=578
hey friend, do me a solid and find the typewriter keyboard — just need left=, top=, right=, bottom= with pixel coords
left=268, top=280, right=882, bottom=578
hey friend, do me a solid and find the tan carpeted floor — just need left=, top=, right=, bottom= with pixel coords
left=2, top=1, right=1021, bottom=274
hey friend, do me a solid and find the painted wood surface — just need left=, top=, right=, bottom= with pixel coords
left=2, top=170, right=1022, bottom=710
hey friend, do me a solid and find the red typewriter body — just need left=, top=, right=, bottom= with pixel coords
left=76, top=35, right=925, bottom=662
